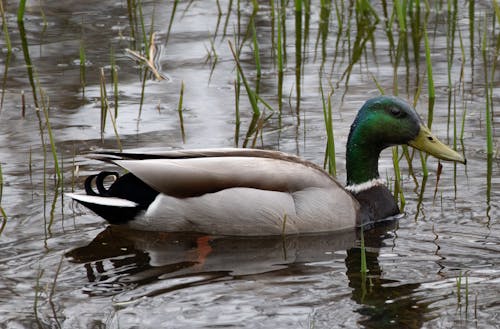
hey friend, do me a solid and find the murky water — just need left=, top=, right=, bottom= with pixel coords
left=0, top=0, right=499, bottom=328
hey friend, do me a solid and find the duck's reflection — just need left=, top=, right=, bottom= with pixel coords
left=66, top=226, right=357, bottom=295
left=66, top=222, right=430, bottom=328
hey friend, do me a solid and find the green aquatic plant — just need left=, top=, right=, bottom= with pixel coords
left=17, top=0, right=27, bottom=22
left=0, top=163, right=5, bottom=235
left=320, top=80, right=336, bottom=176
left=111, top=49, right=119, bottom=118
left=39, top=88, right=62, bottom=183
left=126, top=0, right=139, bottom=50
left=165, top=0, right=179, bottom=46
left=229, top=39, right=260, bottom=147
left=99, top=68, right=122, bottom=151
left=222, top=0, right=233, bottom=37
left=276, top=0, right=284, bottom=114
left=234, top=79, right=241, bottom=146
left=228, top=40, right=259, bottom=116
left=446, top=0, right=458, bottom=135
left=79, top=41, right=86, bottom=97
left=250, top=19, right=262, bottom=94
left=360, top=227, right=367, bottom=274
left=18, top=16, right=39, bottom=108
left=177, top=81, right=186, bottom=143
left=0, top=52, right=11, bottom=110
left=34, top=268, right=44, bottom=329
left=294, top=0, right=303, bottom=113
left=455, top=270, right=471, bottom=315
left=422, top=14, right=434, bottom=129
left=339, top=0, right=378, bottom=100
left=137, top=0, right=148, bottom=52
left=482, top=14, right=498, bottom=157
left=315, top=0, right=332, bottom=67
left=0, top=0, right=11, bottom=53
left=0, top=205, right=6, bottom=236
left=204, top=33, right=218, bottom=83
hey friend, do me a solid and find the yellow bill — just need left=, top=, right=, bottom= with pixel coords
left=408, top=125, right=466, bottom=164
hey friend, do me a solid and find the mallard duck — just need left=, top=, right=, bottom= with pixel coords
left=67, top=96, right=465, bottom=235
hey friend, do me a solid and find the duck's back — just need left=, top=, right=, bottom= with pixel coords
left=70, top=149, right=361, bottom=235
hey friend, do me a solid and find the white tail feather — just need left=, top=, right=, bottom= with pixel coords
left=66, top=193, right=138, bottom=208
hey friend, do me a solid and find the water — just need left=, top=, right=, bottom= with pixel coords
left=0, top=0, right=499, bottom=328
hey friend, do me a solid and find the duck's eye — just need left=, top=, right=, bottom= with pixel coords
left=390, top=107, right=402, bottom=117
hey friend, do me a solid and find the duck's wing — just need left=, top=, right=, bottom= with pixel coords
left=90, top=148, right=344, bottom=198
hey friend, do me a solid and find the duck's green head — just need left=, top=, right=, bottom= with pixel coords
left=346, top=96, right=465, bottom=186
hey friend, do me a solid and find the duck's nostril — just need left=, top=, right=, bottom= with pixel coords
left=427, top=136, right=434, bottom=141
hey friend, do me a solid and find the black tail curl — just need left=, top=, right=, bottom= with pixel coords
left=79, top=171, right=160, bottom=224
left=85, top=171, right=120, bottom=196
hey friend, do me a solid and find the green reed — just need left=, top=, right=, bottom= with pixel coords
left=165, top=0, right=179, bottom=46
left=315, top=0, right=331, bottom=67
left=39, top=88, right=62, bottom=183
left=0, top=206, right=6, bottom=235
left=48, top=256, right=64, bottom=328
left=482, top=13, right=498, bottom=218
left=229, top=38, right=275, bottom=147
left=392, top=147, right=405, bottom=210
left=214, top=0, right=223, bottom=38
left=17, top=0, right=26, bottom=22
left=269, top=0, right=276, bottom=58
left=276, top=0, right=284, bottom=114
left=228, top=40, right=260, bottom=117
left=481, top=16, right=493, bottom=155
left=177, top=81, right=186, bottom=143
left=280, top=0, right=288, bottom=64
left=45, top=175, right=62, bottom=236
left=458, top=28, right=467, bottom=142
left=79, top=42, right=86, bottom=96
left=0, top=0, right=11, bottom=53
left=223, top=0, right=233, bottom=37
left=456, top=271, right=470, bottom=313
left=394, top=0, right=407, bottom=33
left=469, top=0, right=475, bottom=73
left=294, top=0, right=303, bottom=113
left=360, top=228, right=367, bottom=275
left=18, top=16, right=39, bottom=108
left=409, top=0, right=423, bottom=95
left=99, top=68, right=108, bottom=141
left=0, top=163, right=3, bottom=206
left=250, top=20, right=262, bottom=94
left=320, top=80, right=336, bottom=176
left=34, top=268, right=44, bottom=329
left=303, top=0, right=311, bottom=54
left=230, top=38, right=260, bottom=147
left=1, top=52, right=10, bottom=110
left=338, top=0, right=378, bottom=100
left=414, top=175, right=428, bottom=220
left=100, top=68, right=122, bottom=150
left=127, top=0, right=139, bottom=49
left=138, top=16, right=160, bottom=119
left=422, top=15, right=434, bottom=129
left=137, top=0, right=149, bottom=52
left=234, top=79, right=241, bottom=147
left=331, top=0, right=345, bottom=72
left=456, top=272, right=462, bottom=304
left=205, top=34, right=218, bottom=83
left=494, top=0, right=500, bottom=21
left=446, top=0, right=458, bottom=135
left=0, top=163, right=5, bottom=235
left=110, top=49, right=119, bottom=118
